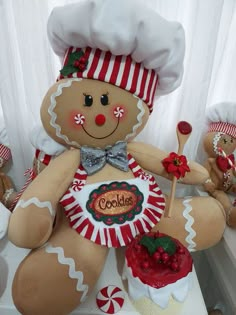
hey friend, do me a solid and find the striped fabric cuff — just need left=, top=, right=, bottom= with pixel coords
left=208, top=122, right=236, bottom=138
left=58, top=47, right=158, bottom=113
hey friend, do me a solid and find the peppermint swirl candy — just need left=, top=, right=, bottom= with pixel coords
left=96, top=285, right=125, bottom=314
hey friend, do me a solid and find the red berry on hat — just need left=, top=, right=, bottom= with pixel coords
left=79, top=56, right=87, bottom=64
left=78, top=63, right=86, bottom=71
left=73, top=60, right=80, bottom=67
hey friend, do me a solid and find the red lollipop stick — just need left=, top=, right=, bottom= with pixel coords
left=165, top=121, right=192, bottom=218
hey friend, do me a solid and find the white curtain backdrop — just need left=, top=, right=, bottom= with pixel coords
left=0, top=0, right=236, bottom=189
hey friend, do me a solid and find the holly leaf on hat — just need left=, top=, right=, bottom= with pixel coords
left=68, top=50, right=85, bottom=62
left=60, top=50, right=88, bottom=76
left=60, top=65, right=79, bottom=76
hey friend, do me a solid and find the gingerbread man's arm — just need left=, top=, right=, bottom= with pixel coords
left=202, top=158, right=217, bottom=194
left=8, top=149, right=80, bottom=248
left=128, top=141, right=209, bottom=184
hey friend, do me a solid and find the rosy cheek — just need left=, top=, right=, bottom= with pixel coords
left=69, top=111, right=86, bottom=128
left=113, top=106, right=126, bottom=119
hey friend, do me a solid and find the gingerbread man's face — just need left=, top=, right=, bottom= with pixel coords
left=203, top=132, right=236, bottom=157
left=41, top=78, right=149, bottom=149
left=217, top=133, right=236, bottom=155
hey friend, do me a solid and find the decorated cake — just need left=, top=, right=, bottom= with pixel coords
left=122, top=231, right=193, bottom=310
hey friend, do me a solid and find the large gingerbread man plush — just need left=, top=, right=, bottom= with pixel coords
left=202, top=102, right=236, bottom=228
left=7, top=1, right=225, bottom=314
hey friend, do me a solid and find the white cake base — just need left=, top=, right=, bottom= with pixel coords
left=122, top=258, right=193, bottom=309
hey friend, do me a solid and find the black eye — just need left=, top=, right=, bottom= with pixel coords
left=100, top=93, right=109, bottom=106
left=223, top=138, right=228, bottom=144
left=83, top=94, right=93, bottom=106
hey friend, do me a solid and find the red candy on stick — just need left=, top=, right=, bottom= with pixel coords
left=165, top=121, right=192, bottom=218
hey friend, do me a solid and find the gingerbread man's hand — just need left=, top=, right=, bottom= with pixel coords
left=203, top=178, right=216, bottom=194
left=0, top=173, right=16, bottom=209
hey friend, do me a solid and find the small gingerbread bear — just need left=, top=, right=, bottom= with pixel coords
left=202, top=102, right=236, bottom=228
left=0, top=125, right=18, bottom=238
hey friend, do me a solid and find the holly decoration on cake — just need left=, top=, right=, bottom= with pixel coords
left=139, top=232, right=185, bottom=272
left=140, top=234, right=176, bottom=255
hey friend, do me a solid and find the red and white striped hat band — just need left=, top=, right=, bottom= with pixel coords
left=58, top=47, right=159, bottom=113
left=208, top=122, right=236, bottom=138
left=0, top=144, right=11, bottom=161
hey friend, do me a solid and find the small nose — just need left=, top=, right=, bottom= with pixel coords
left=95, top=114, right=106, bottom=126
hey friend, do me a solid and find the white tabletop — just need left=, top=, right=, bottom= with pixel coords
left=0, top=241, right=207, bottom=315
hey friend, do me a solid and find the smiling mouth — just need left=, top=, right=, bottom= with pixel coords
left=82, top=118, right=120, bottom=139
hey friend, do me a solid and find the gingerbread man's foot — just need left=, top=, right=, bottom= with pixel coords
left=226, top=206, right=236, bottom=228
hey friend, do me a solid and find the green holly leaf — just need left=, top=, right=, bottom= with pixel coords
left=140, top=235, right=157, bottom=255
left=140, top=235, right=176, bottom=256
left=60, top=65, right=78, bottom=76
left=154, top=236, right=176, bottom=255
left=68, top=51, right=84, bottom=65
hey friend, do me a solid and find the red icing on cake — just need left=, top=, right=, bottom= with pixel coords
left=125, top=232, right=193, bottom=289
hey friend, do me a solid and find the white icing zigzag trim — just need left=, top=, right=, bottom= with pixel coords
left=49, top=78, right=82, bottom=148
left=125, top=97, right=145, bottom=142
left=16, top=198, right=55, bottom=217
left=45, top=244, right=89, bottom=302
left=213, top=132, right=224, bottom=155
left=182, top=197, right=196, bottom=252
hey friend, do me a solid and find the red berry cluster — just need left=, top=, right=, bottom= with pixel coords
left=73, top=56, right=87, bottom=71
left=140, top=245, right=185, bottom=272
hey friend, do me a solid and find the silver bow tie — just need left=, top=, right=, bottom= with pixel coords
left=81, top=142, right=129, bottom=175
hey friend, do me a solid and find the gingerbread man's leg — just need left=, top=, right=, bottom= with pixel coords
left=12, top=208, right=108, bottom=315
left=211, top=189, right=236, bottom=228
left=153, top=195, right=226, bottom=251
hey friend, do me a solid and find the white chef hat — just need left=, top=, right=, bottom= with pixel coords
left=47, top=0, right=185, bottom=113
left=206, top=102, right=236, bottom=137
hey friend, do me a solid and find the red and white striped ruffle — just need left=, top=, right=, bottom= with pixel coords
left=0, top=144, right=11, bottom=161
left=58, top=47, right=158, bottom=113
left=60, top=154, right=165, bottom=248
left=208, top=122, right=236, bottom=137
